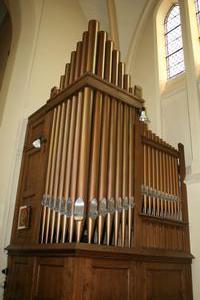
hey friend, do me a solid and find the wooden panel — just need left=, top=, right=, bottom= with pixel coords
left=34, top=257, right=65, bottom=300
left=91, top=260, right=134, bottom=300
left=5, top=252, right=192, bottom=300
left=11, top=112, right=52, bottom=245
left=5, top=256, right=34, bottom=300
left=147, top=270, right=182, bottom=300
left=65, top=257, right=93, bottom=300
left=27, top=117, right=47, bottom=148
left=92, top=268, right=129, bottom=300
left=143, top=263, right=188, bottom=300
left=23, top=149, right=42, bottom=194
left=141, top=219, right=186, bottom=251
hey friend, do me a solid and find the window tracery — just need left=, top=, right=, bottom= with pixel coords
left=164, top=5, right=185, bottom=79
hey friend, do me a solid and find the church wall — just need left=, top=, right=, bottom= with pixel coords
left=0, top=0, right=87, bottom=296
left=187, top=181, right=200, bottom=299
left=161, top=82, right=192, bottom=167
left=130, top=16, right=159, bottom=134
left=23, top=0, right=88, bottom=116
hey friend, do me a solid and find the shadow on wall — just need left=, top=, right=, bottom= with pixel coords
left=0, top=0, right=20, bottom=125
left=0, top=1, right=12, bottom=123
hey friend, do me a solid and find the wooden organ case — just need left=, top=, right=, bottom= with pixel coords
left=5, top=20, right=193, bottom=300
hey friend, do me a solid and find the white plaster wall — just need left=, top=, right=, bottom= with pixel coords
left=161, top=87, right=192, bottom=167
left=0, top=0, right=87, bottom=297
left=187, top=181, right=200, bottom=300
left=115, top=0, right=147, bottom=60
left=198, top=80, right=200, bottom=100
left=131, top=16, right=159, bottom=134
left=24, top=0, right=87, bottom=116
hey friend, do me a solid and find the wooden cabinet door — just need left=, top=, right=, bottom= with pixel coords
left=34, top=257, right=65, bottom=300
left=4, top=256, right=34, bottom=300
left=11, top=111, right=52, bottom=245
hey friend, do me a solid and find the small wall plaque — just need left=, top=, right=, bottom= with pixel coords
left=17, top=205, right=31, bottom=230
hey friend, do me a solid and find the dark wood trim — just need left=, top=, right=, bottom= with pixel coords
left=28, top=73, right=143, bottom=123
left=5, top=243, right=193, bottom=263
left=139, top=213, right=188, bottom=227
left=178, top=143, right=191, bottom=252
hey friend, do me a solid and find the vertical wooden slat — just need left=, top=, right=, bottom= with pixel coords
left=98, top=41, right=113, bottom=245
left=155, top=136, right=160, bottom=218
left=118, top=62, right=125, bottom=89
left=162, top=141, right=167, bottom=219
left=151, top=134, right=156, bottom=217
left=54, top=102, right=68, bottom=243
left=68, top=41, right=84, bottom=243
left=64, top=63, right=70, bottom=88
left=121, top=105, right=129, bottom=247
left=134, top=119, right=145, bottom=248
left=165, top=145, right=170, bottom=220
left=45, top=105, right=61, bottom=243
left=168, top=154, right=174, bottom=219
left=85, top=20, right=99, bottom=74
left=123, top=74, right=130, bottom=91
left=129, top=87, right=133, bottom=93
left=178, top=143, right=190, bottom=252
left=128, top=107, right=135, bottom=247
left=40, top=109, right=57, bottom=243
left=68, top=51, right=76, bottom=85
left=143, top=130, right=147, bottom=214
left=115, top=57, right=127, bottom=247
left=172, top=157, right=178, bottom=220
left=104, top=40, right=113, bottom=82
left=55, top=100, right=71, bottom=243
left=174, top=156, right=180, bottom=220
left=62, top=97, right=77, bottom=242
left=104, top=47, right=120, bottom=246
left=68, top=95, right=83, bottom=243
left=171, top=155, right=177, bottom=220
left=151, top=134, right=157, bottom=248
left=88, top=31, right=107, bottom=243
left=50, top=103, right=66, bottom=243
left=74, top=41, right=82, bottom=81
left=76, top=20, right=99, bottom=243
left=59, top=75, right=65, bottom=90
left=159, top=139, right=164, bottom=218
left=80, top=31, right=88, bottom=76
left=114, top=101, right=123, bottom=246
left=95, top=31, right=107, bottom=77
left=98, top=98, right=111, bottom=244
left=106, top=99, right=117, bottom=245
left=147, top=131, right=152, bottom=216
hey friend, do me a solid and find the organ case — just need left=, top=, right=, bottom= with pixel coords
left=5, top=20, right=193, bottom=300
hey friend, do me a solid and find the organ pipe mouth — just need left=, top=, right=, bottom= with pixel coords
left=139, top=107, right=150, bottom=124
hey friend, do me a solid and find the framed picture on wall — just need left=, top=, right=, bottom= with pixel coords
left=17, top=205, right=31, bottom=230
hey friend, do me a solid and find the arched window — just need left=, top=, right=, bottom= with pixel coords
left=195, top=0, right=200, bottom=27
left=164, top=5, right=185, bottom=79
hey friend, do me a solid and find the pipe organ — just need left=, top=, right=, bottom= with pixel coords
left=5, top=20, right=193, bottom=300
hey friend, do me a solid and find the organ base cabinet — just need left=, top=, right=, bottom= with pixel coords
left=5, top=245, right=193, bottom=300
left=5, top=20, right=193, bottom=299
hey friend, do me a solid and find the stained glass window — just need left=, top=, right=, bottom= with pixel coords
left=165, top=5, right=185, bottom=79
left=195, top=0, right=200, bottom=27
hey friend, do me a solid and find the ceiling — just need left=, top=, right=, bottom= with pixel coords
left=78, top=0, right=148, bottom=60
